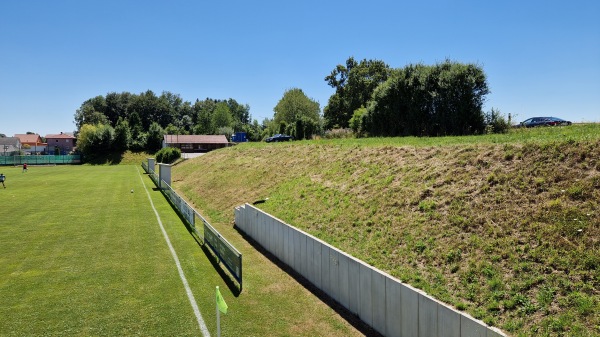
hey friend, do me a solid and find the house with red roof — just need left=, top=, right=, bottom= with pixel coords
left=162, top=134, right=229, bottom=153
left=46, top=132, right=77, bottom=155
left=14, top=134, right=47, bottom=154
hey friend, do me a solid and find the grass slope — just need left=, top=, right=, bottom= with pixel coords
left=174, top=124, right=600, bottom=337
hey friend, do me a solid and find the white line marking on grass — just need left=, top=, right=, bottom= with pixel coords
left=137, top=168, right=211, bottom=337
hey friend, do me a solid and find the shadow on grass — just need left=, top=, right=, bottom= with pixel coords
left=233, top=224, right=384, bottom=337
left=155, top=187, right=242, bottom=296
left=82, top=152, right=125, bottom=165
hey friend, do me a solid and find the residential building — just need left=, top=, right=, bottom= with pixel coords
left=14, top=134, right=47, bottom=154
left=0, top=137, right=21, bottom=155
left=46, top=132, right=77, bottom=154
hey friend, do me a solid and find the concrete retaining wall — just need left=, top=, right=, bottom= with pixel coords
left=234, top=203, right=506, bottom=337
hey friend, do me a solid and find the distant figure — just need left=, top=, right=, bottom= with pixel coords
left=0, top=173, right=5, bottom=188
left=22, top=163, right=27, bottom=173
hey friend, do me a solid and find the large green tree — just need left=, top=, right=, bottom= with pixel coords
left=273, top=88, right=320, bottom=127
left=363, top=60, right=489, bottom=137
left=76, top=124, right=114, bottom=158
left=324, top=57, right=391, bottom=129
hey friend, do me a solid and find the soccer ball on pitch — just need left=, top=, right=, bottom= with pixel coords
left=131, top=189, right=134, bottom=193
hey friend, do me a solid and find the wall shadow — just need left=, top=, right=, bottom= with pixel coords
left=234, top=224, right=383, bottom=337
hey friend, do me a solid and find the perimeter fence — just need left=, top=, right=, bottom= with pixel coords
left=0, top=155, right=81, bottom=165
left=142, top=162, right=242, bottom=287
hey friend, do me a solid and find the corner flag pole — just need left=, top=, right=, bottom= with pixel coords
left=216, top=298, right=221, bottom=337
left=216, top=286, right=228, bottom=337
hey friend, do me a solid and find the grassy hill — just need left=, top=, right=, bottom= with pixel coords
left=173, top=124, right=599, bottom=336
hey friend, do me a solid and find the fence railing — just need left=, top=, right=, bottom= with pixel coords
left=0, top=155, right=81, bottom=165
left=141, top=162, right=243, bottom=287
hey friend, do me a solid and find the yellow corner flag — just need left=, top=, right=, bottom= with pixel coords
left=216, top=286, right=228, bottom=314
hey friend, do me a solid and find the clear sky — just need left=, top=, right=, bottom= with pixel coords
left=1, top=0, right=598, bottom=137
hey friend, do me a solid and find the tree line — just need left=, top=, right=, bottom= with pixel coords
left=325, top=57, right=508, bottom=137
left=73, top=58, right=506, bottom=158
left=74, top=90, right=263, bottom=157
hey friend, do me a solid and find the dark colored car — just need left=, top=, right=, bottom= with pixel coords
left=520, top=117, right=572, bottom=128
left=546, top=117, right=572, bottom=126
left=265, top=134, right=293, bottom=142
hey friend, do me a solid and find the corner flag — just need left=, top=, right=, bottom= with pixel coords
left=216, top=286, right=228, bottom=314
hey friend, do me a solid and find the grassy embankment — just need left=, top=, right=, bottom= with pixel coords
left=174, top=124, right=600, bottom=336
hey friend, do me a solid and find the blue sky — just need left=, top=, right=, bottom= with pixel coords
left=1, top=0, right=598, bottom=137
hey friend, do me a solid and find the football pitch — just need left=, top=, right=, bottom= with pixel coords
left=0, top=165, right=366, bottom=337
left=0, top=165, right=218, bottom=336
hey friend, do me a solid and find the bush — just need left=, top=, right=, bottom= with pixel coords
left=484, top=108, right=511, bottom=134
left=323, top=128, right=354, bottom=139
left=155, top=147, right=181, bottom=164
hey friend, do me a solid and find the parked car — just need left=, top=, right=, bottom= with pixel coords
left=546, top=117, right=572, bottom=126
left=265, top=134, right=293, bottom=142
left=520, top=117, right=572, bottom=128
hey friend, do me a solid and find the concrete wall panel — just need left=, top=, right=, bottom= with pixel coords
left=258, top=209, right=266, bottom=247
left=293, top=229, right=302, bottom=275
left=281, top=224, right=290, bottom=266
left=275, top=219, right=283, bottom=258
left=419, top=294, right=439, bottom=337
left=337, top=253, right=350, bottom=309
left=461, top=315, right=487, bottom=337
left=247, top=205, right=256, bottom=238
left=371, top=270, right=386, bottom=335
left=438, top=303, right=460, bottom=337
left=305, top=237, right=316, bottom=285
left=400, top=283, right=419, bottom=337
left=320, top=243, right=331, bottom=297
left=312, top=240, right=322, bottom=289
left=299, top=229, right=307, bottom=276
left=487, top=328, right=506, bottom=337
left=347, top=257, right=360, bottom=315
left=268, top=217, right=276, bottom=254
left=358, top=263, right=373, bottom=326
left=385, top=277, right=402, bottom=337
left=328, top=249, right=340, bottom=303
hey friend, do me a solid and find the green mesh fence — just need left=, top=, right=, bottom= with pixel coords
left=0, top=155, right=82, bottom=165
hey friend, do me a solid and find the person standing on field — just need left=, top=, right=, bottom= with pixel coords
left=0, top=173, right=5, bottom=188
left=22, top=163, right=27, bottom=173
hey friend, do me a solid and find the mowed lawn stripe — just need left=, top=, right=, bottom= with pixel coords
left=0, top=165, right=210, bottom=336
left=136, top=166, right=210, bottom=336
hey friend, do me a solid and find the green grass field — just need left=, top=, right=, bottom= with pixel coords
left=0, top=165, right=367, bottom=336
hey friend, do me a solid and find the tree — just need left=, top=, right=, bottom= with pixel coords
left=146, top=122, right=164, bottom=153
left=74, top=104, right=109, bottom=132
left=324, top=57, right=390, bottom=129
left=212, top=102, right=234, bottom=130
left=193, top=98, right=217, bottom=134
left=364, top=60, right=490, bottom=137
left=349, top=106, right=367, bottom=135
left=76, top=124, right=114, bottom=158
left=273, top=88, right=320, bottom=135
left=226, top=98, right=251, bottom=131
left=113, top=118, right=131, bottom=152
